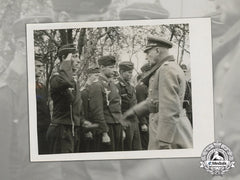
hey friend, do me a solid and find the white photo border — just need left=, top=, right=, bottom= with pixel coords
left=27, top=18, right=214, bottom=162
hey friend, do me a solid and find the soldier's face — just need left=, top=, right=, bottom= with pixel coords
left=35, top=60, right=44, bottom=79
left=145, top=47, right=159, bottom=66
left=120, top=70, right=133, bottom=82
left=71, top=53, right=80, bottom=73
left=101, top=65, right=117, bottom=78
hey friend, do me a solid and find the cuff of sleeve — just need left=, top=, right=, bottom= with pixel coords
left=156, top=121, right=177, bottom=143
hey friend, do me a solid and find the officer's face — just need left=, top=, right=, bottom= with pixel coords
left=101, top=65, right=117, bottom=78
left=71, top=52, right=80, bottom=73
left=120, top=70, right=133, bottom=82
left=145, top=47, right=159, bottom=66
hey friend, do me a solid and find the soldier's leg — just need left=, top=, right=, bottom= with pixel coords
left=132, top=122, right=142, bottom=150
left=38, top=126, right=49, bottom=154
left=139, top=126, right=149, bottom=150
left=46, top=124, right=62, bottom=153
left=114, top=123, right=124, bottom=151
left=124, top=122, right=134, bottom=151
left=74, top=126, right=81, bottom=152
left=60, top=125, right=74, bottom=153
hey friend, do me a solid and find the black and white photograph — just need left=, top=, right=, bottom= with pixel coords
left=27, top=18, right=214, bottom=161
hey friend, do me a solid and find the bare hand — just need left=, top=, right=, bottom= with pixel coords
left=122, top=130, right=126, bottom=141
left=141, top=124, right=148, bottom=132
left=85, top=132, right=93, bottom=139
left=102, top=132, right=111, bottom=143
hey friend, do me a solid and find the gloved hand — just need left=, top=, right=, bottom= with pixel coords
left=158, top=141, right=171, bottom=149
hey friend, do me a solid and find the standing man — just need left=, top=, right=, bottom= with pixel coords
left=83, top=55, right=124, bottom=151
left=123, top=36, right=193, bottom=150
left=46, top=44, right=83, bottom=153
left=35, top=54, right=51, bottom=154
left=116, top=61, right=142, bottom=151
left=180, top=64, right=192, bottom=126
left=135, top=63, right=152, bottom=150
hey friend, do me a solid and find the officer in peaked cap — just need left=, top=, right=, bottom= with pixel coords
left=119, top=1, right=169, bottom=20
left=144, top=36, right=173, bottom=53
left=51, top=0, right=113, bottom=21
left=81, top=55, right=124, bottom=152
left=116, top=61, right=142, bottom=151
left=122, top=35, right=193, bottom=150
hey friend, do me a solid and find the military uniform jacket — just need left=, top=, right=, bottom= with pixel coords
left=36, top=82, right=50, bottom=130
left=50, top=61, right=83, bottom=126
left=116, top=77, right=137, bottom=113
left=83, top=74, right=122, bottom=133
left=133, top=56, right=192, bottom=149
left=135, top=82, right=149, bottom=125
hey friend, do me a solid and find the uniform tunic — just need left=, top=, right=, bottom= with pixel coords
left=83, top=74, right=123, bottom=151
left=116, top=77, right=142, bottom=151
left=133, top=56, right=193, bottom=149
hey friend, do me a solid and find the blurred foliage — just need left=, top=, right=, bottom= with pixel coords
left=34, top=24, right=189, bottom=89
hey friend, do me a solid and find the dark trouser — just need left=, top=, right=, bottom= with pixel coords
left=74, top=126, right=81, bottom=152
left=37, top=126, right=49, bottom=154
left=124, top=121, right=142, bottom=151
left=79, top=130, right=96, bottom=152
left=95, top=123, right=124, bottom=152
left=139, top=126, right=149, bottom=150
left=46, top=124, right=74, bottom=154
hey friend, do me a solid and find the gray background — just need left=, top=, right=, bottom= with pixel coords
left=0, top=0, right=239, bottom=179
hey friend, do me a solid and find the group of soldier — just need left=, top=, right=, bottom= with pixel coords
left=36, top=36, right=193, bottom=154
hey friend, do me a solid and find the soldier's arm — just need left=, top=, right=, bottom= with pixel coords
left=156, top=65, right=181, bottom=144
left=50, top=61, right=74, bottom=92
left=88, top=82, right=108, bottom=133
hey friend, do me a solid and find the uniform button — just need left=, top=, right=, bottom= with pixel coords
left=151, top=99, right=154, bottom=102
left=223, top=62, right=230, bottom=71
left=149, top=89, right=152, bottom=92
left=13, top=119, right=19, bottom=124
left=151, top=118, right=154, bottom=121
left=215, top=97, right=223, bottom=105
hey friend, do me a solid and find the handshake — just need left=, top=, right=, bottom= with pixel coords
left=119, top=108, right=137, bottom=128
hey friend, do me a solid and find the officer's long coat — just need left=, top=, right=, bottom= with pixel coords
left=134, top=56, right=193, bottom=149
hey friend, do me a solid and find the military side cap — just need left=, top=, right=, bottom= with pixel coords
left=140, top=63, right=152, bottom=72
left=144, top=36, right=173, bottom=53
left=98, top=55, right=116, bottom=66
left=119, top=61, right=134, bottom=71
left=52, top=0, right=112, bottom=14
left=58, top=44, right=77, bottom=59
left=12, top=15, right=53, bottom=39
left=119, top=2, right=169, bottom=20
